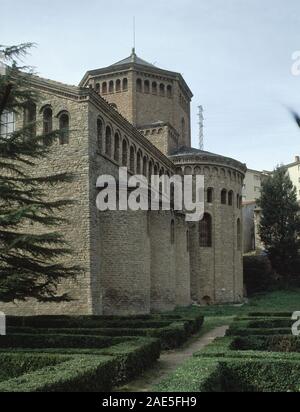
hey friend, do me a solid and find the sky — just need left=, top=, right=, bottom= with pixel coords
left=2, top=0, right=300, bottom=171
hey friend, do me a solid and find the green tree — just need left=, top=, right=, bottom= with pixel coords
left=258, top=166, right=300, bottom=286
left=0, top=44, right=79, bottom=302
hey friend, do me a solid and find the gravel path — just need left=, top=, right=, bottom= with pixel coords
left=116, top=325, right=229, bottom=392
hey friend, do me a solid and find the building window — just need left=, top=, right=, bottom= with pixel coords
left=181, top=118, right=186, bottom=142
left=95, top=83, right=100, bottom=93
left=105, top=126, right=112, bottom=157
left=207, top=188, right=213, bottom=203
left=159, top=83, right=165, bottom=96
left=221, top=189, right=227, bottom=205
left=237, top=218, right=241, bottom=250
left=144, top=79, right=150, bottom=94
left=42, top=107, right=53, bottom=145
left=102, top=82, right=107, bottom=94
left=122, top=139, right=128, bottom=167
left=171, top=220, right=175, bottom=244
left=116, top=79, right=121, bottom=92
left=143, top=156, right=148, bottom=177
left=109, top=80, right=114, bottom=94
left=43, top=107, right=53, bottom=135
left=136, top=78, right=142, bottom=92
left=137, top=150, right=142, bottom=174
left=96, top=118, right=103, bottom=151
left=0, top=110, right=15, bottom=138
left=114, top=133, right=120, bottom=162
left=152, top=81, right=157, bottom=95
left=122, top=78, right=128, bottom=91
left=167, top=85, right=172, bottom=98
left=130, top=145, right=135, bottom=172
left=24, top=102, right=36, bottom=137
left=199, top=213, right=212, bottom=247
left=228, top=190, right=234, bottom=206
left=59, top=112, right=69, bottom=145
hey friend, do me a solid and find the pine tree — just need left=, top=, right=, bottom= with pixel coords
left=258, top=166, right=300, bottom=285
left=0, top=44, right=79, bottom=302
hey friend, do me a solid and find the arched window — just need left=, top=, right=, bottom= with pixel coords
left=0, top=110, right=15, bottom=138
left=24, top=101, right=36, bottom=137
left=43, top=107, right=52, bottom=145
left=59, top=112, right=69, bottom=145
left=130, top=145, right=135, bottom=172
left=122, top=139, right=128, bottom=167
left=171, top=220, right=175, bottom=245
left=159, top=83, right=165, bottom=96
left=236, top=194, right=240, bottom=208
left=143, top=156, right=148, bottom=177
left=136, top=78, right=142, bottom=92
left=144, top=80, right=150, bottom=94
left=167, top=85, right=172, bottom=98
left=116, top=79, right=121, bottom=92
left=114, top=133, right=120, bottom=162
left=207, top=188, right=213, bottom=203
left=181, top=118, right=186, bottom=142
left=237, top=218, right=241, bottom=250
left=43, top=107, right=52, bottom=135
left=228, top=190, right=234, bottom=206
left=95, top=83, right=100, bottom=93
left=137, top=150, right=142, bottom=174
left=105, top=126, right=112, bottom=157
left=154, top=164, right=159, bottom=175
left=152, top=82, right=157, bottom=95
left=221, top=189, right=227, bottom=205
left=199, top=213, right=212, bottom=247
left=109, top=80, right=114, bottom=93
left=148, top=161, right=153, bottom=178
left=102, top=82, right=107, bottom=94
left=122, top=78, right=128, bottom=91
left=97, top=118, right=103, bottom=151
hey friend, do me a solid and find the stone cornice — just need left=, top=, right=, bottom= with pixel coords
left=170, top=153, right=247, bottom=176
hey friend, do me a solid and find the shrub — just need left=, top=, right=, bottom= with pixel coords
left=0, top=353, right=68, bottom=382
left=0, top=334, right=128, bottom=349
left=0, top=355, right=116, bottom=392
left=243, top=255, right=274, bottom=296
left=231, top=335, right=300, bottom=353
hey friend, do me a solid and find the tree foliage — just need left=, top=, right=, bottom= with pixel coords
left=0, top=44, right=79, bottom=302
left=258, top=166, right=300, bottom=284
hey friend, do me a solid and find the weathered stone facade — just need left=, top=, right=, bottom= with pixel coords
left=0, top=51, right=246, bottom=316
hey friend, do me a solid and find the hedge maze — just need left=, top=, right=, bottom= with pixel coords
left=0, top=312, right=204, bottom=392
left=157, top=312, right=300, bottom=392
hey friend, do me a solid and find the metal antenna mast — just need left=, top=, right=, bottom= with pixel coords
left=198, top=105, right=204, bottom=150
left=133, top=16, right=136, bottom=52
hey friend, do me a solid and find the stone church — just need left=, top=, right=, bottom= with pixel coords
left=1, top=49, right=247, bottom=316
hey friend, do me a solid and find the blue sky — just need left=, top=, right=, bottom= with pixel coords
left=2, top=0, right=300, bottom=170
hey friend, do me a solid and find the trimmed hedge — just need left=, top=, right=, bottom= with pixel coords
left=0, top=355, right=115, bottom=392
left=156, top=356, right=300, bottom=392
left=157, top=311, right=300, bottom=392
left=0, top=334, right=130, bottom=349
left=231, top=335, right=300, bottom=353
left=6, top=316, right=204, bottom=350
left=0, top=337, right=161, bottom=391
left=0, top=353, right=68, bottom=383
